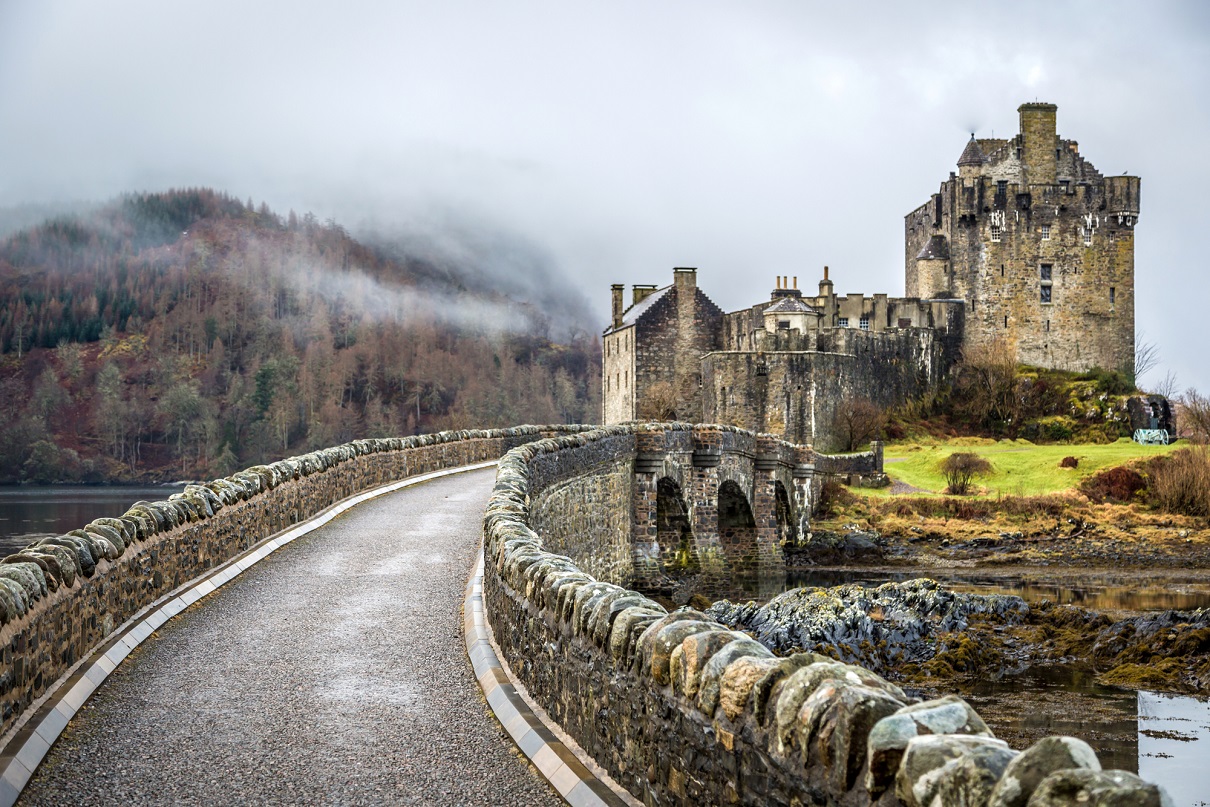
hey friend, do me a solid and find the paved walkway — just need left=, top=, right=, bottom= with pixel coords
left=19, top=467, right=562, bottom=806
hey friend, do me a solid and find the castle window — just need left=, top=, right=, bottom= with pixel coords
left=1045, top=320, right=1050, bottom=332
left=1060, top=179, right=1070, bottom=193
left=1082, top=228, right=1092, bottom=246
left=838, top=317, right=849, bottom=328
left=1040, top=264, right=1052, bottom=281
left=1041, top=224, right=1051, bottom=241
left=1110, top=286, right=1116, bottom=306
left=1040, top=285, right=1052, bottom=304
left=1000, top=264, right=1005, bottom=277
left=777, top=320, right=790, bottom=330
left=859, top=316, right=870, bottom=331
left=1004, top=315, right=1009, bottom=328
left=990, top=224, right=1002, bottom=242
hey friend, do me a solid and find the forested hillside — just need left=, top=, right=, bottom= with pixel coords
left=0, top=189, right=600, bottom=483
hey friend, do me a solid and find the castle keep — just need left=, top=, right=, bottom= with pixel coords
left=604, top=103, right=1140, bottom=447
left=906, top=102, right=1139, bottom=371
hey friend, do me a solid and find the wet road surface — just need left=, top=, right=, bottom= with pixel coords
left=19, top=467, right=562, bottom=806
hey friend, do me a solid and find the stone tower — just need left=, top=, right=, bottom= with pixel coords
left=905, top=103, right=1140, bottom=373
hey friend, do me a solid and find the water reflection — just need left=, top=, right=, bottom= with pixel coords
left=1138, top=691, right=1210, bottom=807
left=0, top=485, right=184, bottom=555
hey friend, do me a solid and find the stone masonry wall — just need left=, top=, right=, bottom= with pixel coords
left=484, top=425, right=1169, bottom=806
left=0, top=425, right=591, bottom=739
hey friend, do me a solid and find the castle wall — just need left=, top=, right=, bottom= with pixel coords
left=701, top=327, right=944, bottom=450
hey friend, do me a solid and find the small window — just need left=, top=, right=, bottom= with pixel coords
left=1004, top=315, right=1009, bottom=328
left=991, top=224, right=1002, bottom=242
left=777, top=319, right=790, bottom=330
left=1060, top=179, right=1070, bottom=193
left=1000, top=264, right=1005, bottom=277
left=1110, top=287, right=1116, bottom=306
left=1045, top=320, right=1050, bottom=332
left=1082, top=228, right=1092, bottom=246
left=1040, top=264, right=1052, bottom=281
left=1040, top=285, right=1052, bottom=304
left=859, top=316, right=870, bottom=331
left=838, top=317, right=849, bottom=328
left=1041, top=224, right=1051, bottom=241
left=898, top=318, right=912, bottom=328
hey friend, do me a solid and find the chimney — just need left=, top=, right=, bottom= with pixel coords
left=673, top=267, right=697, bottom=292
left=632, top=284, right=658, bottom=306
left=793, top=276, right=797, bottom=290
left=819, top=266, right=834, bottom=298
left=611, top=284, right=624, bottom=329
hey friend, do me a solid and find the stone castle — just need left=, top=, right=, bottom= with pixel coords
left=603, top=102, right=1141, bottom=447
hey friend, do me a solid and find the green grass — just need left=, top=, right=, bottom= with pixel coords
left=872, top=437, right=1181, bottom=498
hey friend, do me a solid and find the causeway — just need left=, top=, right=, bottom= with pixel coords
left=17, top=467, right=561, bottom=806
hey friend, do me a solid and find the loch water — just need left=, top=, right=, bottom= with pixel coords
left=0, top=484, right=185, bottom=555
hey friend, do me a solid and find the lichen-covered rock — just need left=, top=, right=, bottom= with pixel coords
left=1026, top=769, right=1173, bottom=807
left=895, top=734, right=1010, bottom=807
left=717, top=655, right=782, bottom=722
left=708, top=578, right=1028, bottom=674
left=867, top=695, right=993, bottom=796
left=671, top=630, right=741, bottom=699
left=590, top=592, right=660, bottom=648
left=636, top=610, right=711, bottom=682
left=927, top=742, right=1018, bottom=807
left=0, top=562, right=45, bottom=600
left=799, top=680, right=904, bottom=791
left=608, top=606, right=664, bottom=665
left=697, top=638, right=773, bottom=715
left=989, top=736, right=1101, bottom=807
left=774, top=660, right=907, bottom=752
left=751, top=652, right=830, bottom=726
left=0, top=578, right=28, bottom=621
left=39, top=537, right=94, bottom=578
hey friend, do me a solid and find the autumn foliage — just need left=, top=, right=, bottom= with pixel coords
left=0, top=189, right=601, bottom=482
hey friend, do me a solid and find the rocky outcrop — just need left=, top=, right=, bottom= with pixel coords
left=706, top=577, right=1028, bottom=673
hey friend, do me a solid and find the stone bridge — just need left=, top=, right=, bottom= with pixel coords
left=0, top=425, right=1167, bottom=806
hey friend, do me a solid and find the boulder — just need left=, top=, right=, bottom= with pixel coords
left=988, top=736, right=1101, bottom=807
left=867, top=695, right=993, bottom=796
left=798, top=680, right=904, bottom=791
left=696, top=638, right=774, bottom=715
left=1027, top=769, right=1173, bottom=807
left=895, top=734, right=1010, bottom=807
left=927, top=742, right=1018, bottom=807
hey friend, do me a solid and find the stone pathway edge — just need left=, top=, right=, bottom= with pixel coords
left=0, top=459, right=499, bottom=807
left=463, top=552, right=636, bottom=807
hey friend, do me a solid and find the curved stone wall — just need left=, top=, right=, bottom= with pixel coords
left=483, top=425, right=1170, bottom=806
left=0, top=425, right=589, bottom=740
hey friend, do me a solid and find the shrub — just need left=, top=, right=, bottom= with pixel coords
left=1078, top=367, right=1135, bottom=396
left=1079, top=465, right=1146, bottom=504
left=1059, top=456, right=1079, bottom=469
left=939, top=452, right=993, bottom=495
left=1149, top=447, right=1210, bottom=517
left=813, top=479, right=855, bottom=518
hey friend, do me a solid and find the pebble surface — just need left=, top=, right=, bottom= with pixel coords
left=19, top=468, right=563, bottom=806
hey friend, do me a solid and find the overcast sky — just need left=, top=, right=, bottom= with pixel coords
left=1, top=1, right=1207, bottom=390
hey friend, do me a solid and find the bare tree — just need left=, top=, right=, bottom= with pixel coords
left=832, top=397, right=887, bottom=452
left=1179, top=388, right=1210, bottom=443
left=638, top=380, right=678, bottom=421
left=1133, top=333, right=1159, bottom=386
left=1154, top=370, right=1180, bottom=400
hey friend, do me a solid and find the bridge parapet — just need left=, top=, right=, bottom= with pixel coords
left=0, top=425, right=593, bottom=743
left=484, top=424, right=1162, bottom=806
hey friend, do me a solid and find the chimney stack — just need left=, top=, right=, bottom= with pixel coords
left=611, top=284, right=624, bottom=329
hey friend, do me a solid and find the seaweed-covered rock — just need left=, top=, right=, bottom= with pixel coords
left=708, top=578, right=1028, bottom=673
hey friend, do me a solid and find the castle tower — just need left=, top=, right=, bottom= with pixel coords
left=905, top=102, right=1138, bottom=374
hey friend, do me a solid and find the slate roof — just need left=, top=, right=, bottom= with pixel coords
left=617, top=285, right=671, bottom=328
left=764, top=296, right=818, bottom=315
left=957, top=135, right=985, bottom=167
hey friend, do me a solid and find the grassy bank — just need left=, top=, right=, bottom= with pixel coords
left=875, top=437, right=1180, bottom=498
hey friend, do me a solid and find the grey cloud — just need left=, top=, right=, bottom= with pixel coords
left=0, top=0, right=1207, bottom=389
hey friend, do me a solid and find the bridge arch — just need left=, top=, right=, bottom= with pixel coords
left=717, top=479, right=759, bottom=571
left=655, top=476, right=696, bottom=573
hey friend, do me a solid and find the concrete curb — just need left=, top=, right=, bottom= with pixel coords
left=463, top=552, right=633, bottom=807
left=0, top=460, right=499, bottom=807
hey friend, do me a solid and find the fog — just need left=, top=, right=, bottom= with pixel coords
left=1, top=1, right=1207, bottom=388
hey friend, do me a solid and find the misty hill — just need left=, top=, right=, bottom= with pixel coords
left=0, top=189, right=600, bottom=483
